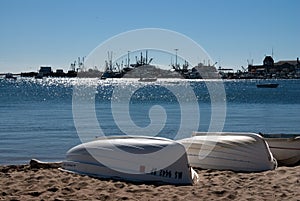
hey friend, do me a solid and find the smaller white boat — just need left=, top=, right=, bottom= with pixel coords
left=178, top=132, right=277, bottom=172
left=260, top=133, right=300, bottom=166
left=61, top=136, right=198, bottom=185
left=138, top=77, right=157, bottom=82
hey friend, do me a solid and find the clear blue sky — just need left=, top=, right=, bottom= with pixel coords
left=0, top=0, right=299, bottom=73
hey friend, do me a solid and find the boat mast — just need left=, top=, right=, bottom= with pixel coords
left=175, top=48, right=178, bottom=69
left=146, top=50, right=148, bottom=64
left=127, top=51, right=130, bottom=68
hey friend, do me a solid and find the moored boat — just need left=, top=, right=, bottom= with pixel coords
left=260, top=133, right=300, bottom=166
left=178, top=132, right=277, bottom=172
left=5, top=73, right=17, bottom=80
left=61, top=135, right=198, bottom=185
left=138, top=77, right=157, bottom=82
left=256, top=83, right=279, bottom=88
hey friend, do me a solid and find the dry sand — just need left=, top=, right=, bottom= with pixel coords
left=1, top=164, right=299, bottom=201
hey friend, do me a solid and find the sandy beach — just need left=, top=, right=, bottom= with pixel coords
left=1, top=162, right=299, bottom=201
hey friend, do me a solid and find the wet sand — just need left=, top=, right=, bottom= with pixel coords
left=0, top=163, right=299, bottom=201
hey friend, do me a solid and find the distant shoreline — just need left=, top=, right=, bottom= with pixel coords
left=1, top=75, right=300, bottom=80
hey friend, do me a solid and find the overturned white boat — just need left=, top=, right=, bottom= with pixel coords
left=178, top=132, right=277, bottom=172
left=61, top=136, right=198, bottom=185
left=260, top=133, right=300, bottom=166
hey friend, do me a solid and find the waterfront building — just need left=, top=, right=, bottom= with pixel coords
left=248, top=56, right=300, bottom=78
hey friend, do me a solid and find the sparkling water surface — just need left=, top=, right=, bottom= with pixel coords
left=0, top=78, right=299, bottom=165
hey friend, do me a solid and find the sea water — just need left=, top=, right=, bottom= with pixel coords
left=0, top=78, right=299, bottom=165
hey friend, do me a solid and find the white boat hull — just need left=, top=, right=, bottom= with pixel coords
left=62, top=136, right=198, bottom=185
left=263, top=135, right=300, bottom=166
left=178, top=132, right=277, bottom=172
